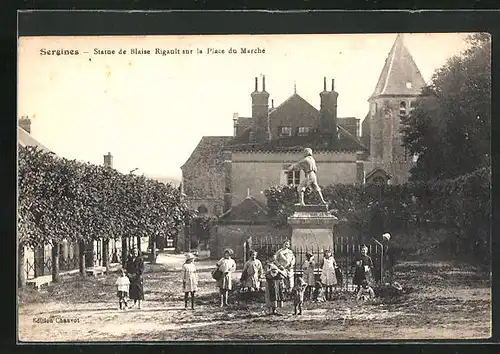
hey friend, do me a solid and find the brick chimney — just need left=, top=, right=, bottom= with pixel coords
left=233, top=113, right=239, bottom=137
left=250, top=76, right=270, bottom=142
left=319, top=77, right=339, bottom=146
left=19, top=116, right=31, bottom=134
left=103, top=152, right=113, bottom=168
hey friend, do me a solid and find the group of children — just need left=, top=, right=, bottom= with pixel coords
left=115, top=244, right=377, bottom=313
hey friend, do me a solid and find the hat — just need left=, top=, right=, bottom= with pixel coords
left=185, top=252, right=195, bottom=260
left=382, top=233, right=391, bottom=240
left=223, top=248, right=234, bottom=256
left=304, top=148, right=313, bottom=156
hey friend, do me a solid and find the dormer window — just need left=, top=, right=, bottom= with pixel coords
left=280, top=126, right=292, bottom=137
left=297, top=126, right=311, bottom=136
left=406, top=82, right=412, bottom=89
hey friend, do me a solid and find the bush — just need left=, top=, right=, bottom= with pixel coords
left=264, top=167, right=491, bottom=264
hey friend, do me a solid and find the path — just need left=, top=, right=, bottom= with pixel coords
left=18, top=254, right=491, bottom=342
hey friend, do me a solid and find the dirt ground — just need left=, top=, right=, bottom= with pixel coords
left=18, top=252, right=491, bottom=342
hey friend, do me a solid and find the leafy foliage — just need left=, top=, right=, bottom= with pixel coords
left=18, top=146, right=196, bottom=248
left=401, top=34, right=491, bottom=181
left=265, top=166, right=491, bottom=263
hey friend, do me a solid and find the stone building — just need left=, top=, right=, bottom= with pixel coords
left=361, top=34, right=427, bottom=184
left=182, top=34, right=427, bottom=214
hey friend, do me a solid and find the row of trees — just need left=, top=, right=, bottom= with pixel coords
left=265, top=166, right=490, bottom=263
left=18, top=146, right=196, bottom=287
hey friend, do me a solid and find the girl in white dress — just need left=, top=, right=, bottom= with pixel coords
left=320, top=249, right=337, bottom=301
left=182, top=253, right=198, bottom=310
left=216, top=248, right=236, bottom=307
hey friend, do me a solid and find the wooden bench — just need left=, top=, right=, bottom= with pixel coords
left=26, top=275, right=52, bottom=291
left=85, top=266, right=106, bottom=277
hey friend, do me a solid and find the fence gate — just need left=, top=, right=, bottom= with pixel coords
left=247, top=234, right=383, bottom=291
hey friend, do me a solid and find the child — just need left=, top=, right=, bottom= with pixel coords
left=292, top=275, right=308, bottom=315
left=215, top=248, right=236, bottom=307
left=241, top=250, right=264, bottom=292
left=264, top=254, right=286, bottom=316
left=352, top=245, right=374, bottom=293
left=356, top=280, right=375, bottom=302
left=182, top=252, right=198, bottom=310
left=302, top=252, right=315, bottom=300
left=312, top=281, right=326, bottom=302
left=320, top=249, right=338, bottom=301
left=115, top=269, right=130, bottom=310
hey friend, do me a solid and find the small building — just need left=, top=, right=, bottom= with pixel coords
left=210, top=192, right=289, bottom=260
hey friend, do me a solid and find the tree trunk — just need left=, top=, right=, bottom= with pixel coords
left=136, top=235, right=141, bottom=254
left=121, top=237, right=128, bottom=268
left=18, top=243, right=26, bottom=288
left=51, top=242, right=61, bottom=283
left=78, top=240, right=86, bottom=277
left=151, top=236, right=157, bottom=264
left=102, top=239, right=110, bottom=271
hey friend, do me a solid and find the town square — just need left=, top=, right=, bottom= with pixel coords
left=17, top=32, right=491, bottom=341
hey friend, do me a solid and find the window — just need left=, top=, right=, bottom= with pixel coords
left=280, top=126, right=292, bottom=137
left=297, top=126, right=311, bottom=136
left=373, top=176, right=387, bottom=185
left=399, top=101, right=407, bottom=116
left=406, top=82, right=412, bottom=89
left=286, top=170, right=301, bottom=185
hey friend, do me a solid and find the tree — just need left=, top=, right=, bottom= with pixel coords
left=401, top=33, right=491, bottom=181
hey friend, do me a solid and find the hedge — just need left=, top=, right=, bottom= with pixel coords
left=264, top=167, right=491, bottom=262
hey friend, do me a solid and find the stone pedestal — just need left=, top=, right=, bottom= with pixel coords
left=287, top=204, right=339, bottom=259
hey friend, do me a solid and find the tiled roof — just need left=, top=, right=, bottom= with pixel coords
left=218, top=196, right=269, bottom=223
left=18, top=126, right=51, bottom=152
left=370, top=34, right=426, bottom=99
left=226, top=127, right=367, bottom=153
left=181, top=136, right=233, bottom=170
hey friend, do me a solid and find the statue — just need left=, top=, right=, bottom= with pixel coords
left=287, top=148, right=328, bottom=206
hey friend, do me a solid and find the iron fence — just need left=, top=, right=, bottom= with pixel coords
left=247, top=235, right=384, bottom=291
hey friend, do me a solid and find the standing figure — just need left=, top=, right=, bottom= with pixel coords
left=274, top=241, right=296, bottom=294
left=264, top=254, right=286, bottom=315
left=215, top=248, right=236, bottom=307
left=115, top=268, right=130, bottom=310
left=381, top=233, right=396, bottom=284
left=287, top=148, right=327, bottom=205
left=352, top=245, right=374, bottom=293
left=302, top=252, right=316, bottom=300
left=182, top=252, right=198, bottom=310
left=292, top=275, right=308, bottom=315
left=320, top=249, right=337, bottom=301
left=126, top=247, right=145, bottom=309
left=241, top=250, right=264, bottom=292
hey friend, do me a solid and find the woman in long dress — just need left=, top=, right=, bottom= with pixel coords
left=320, top=249, right=337, bottom=301
left=126, top=247, right=145, bottom=309
left=215, top=248, right=236, bottom=307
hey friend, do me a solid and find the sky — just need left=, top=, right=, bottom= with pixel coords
left=18, top=33, right=472, bottom=180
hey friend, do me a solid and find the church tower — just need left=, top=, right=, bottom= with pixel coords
left=364, top=34, right=426, bottom=184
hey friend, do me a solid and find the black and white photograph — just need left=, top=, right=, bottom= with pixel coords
left=17, top=31, right=491, bottom=341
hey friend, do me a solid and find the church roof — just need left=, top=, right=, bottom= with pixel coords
left=18, top=126, right=51, bottom=152
left=218, top=196, right=269, bottom=224
left=370, top=34, right=427, bottom=99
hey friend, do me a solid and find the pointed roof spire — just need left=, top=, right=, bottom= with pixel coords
left=294, top=81, right=297, bottom=94
left=246, top=188, right=251, bottom=198
left=370, top=33, right=426, bottom=99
